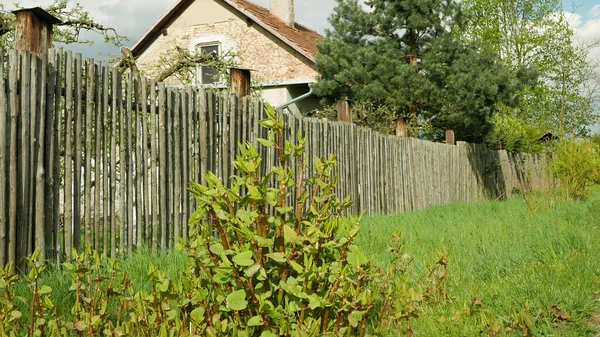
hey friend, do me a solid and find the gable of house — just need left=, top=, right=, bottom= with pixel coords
left=132, top=0, right=324, bottom=85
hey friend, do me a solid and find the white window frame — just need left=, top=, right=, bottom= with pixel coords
left=195, top=42, right=221, bottom=85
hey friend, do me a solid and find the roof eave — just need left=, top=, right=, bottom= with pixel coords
left=130, top=0, right=193, bottom=57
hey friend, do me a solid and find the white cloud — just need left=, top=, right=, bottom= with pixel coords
left=591, top=4, right=600, bottom=18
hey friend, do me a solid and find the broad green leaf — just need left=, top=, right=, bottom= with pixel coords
left=247, top=315, right=264, bottom=326
left=260, top=331, right=277, bottom=337
left=210, top=243, right=225, bottom=255
left=258, top=118, right=275, bottom=129
left=245, top=264, right=261, bottom=278
left=232, top=250, right=254, bottom=267
left=226, top=290, right=248, bottom=311
left=283, top=225, right=300, bottom=244
left=266, top=252, right=287, bottom=263
left=348, top=310, right=367, bottom=327
left=38, top=285, right=52, bottom=295
left=347, top=245, right=367, bottom=268
left=257, top=138, right=274, bottom=147
left=188, top=208, right=206, bottom=227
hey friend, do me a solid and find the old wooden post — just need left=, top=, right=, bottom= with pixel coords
left=445, top=130, right=455, bottom=145
left=396, top=117, right=408, bottom=137
left=12, top=7, right=61, bottom=268
left=229, top=68, right=251, bottom=97
left=337, top=100, right=352, bottom=122
left=13, top=7, right=61, bottom=55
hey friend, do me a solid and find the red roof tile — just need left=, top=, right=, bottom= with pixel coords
left=229, top=0, right=324, bottom=57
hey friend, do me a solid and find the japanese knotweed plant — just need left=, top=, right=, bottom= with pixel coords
left=181, top=105, right=377, bottom=337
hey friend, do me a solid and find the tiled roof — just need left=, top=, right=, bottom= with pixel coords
left=229, top=0, right=323, bottom=57
left=131, top=0, right=324, bottom=63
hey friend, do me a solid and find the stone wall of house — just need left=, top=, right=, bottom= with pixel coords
left=136, top=16, right=319, bottom=86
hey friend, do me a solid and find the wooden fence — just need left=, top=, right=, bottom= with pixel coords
left=0, top=48, right=552, bottom=271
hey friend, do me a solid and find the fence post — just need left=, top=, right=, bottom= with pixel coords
left=396, top=117, right=408, bottom=137
left=445, top=130, right=455, bottom=145
left=229, top=68, right=251, bottom=97
left=337, top=100, right=352, bottom=122
left=12, top=7, right=61, bottom=268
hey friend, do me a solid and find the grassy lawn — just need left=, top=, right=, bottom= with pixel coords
left=9, top=188, right=600, bottom=336
left=357, top=187, right=600, bottom=336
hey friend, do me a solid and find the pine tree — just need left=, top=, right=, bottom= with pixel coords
left=314, top=0, right=517, bottom=142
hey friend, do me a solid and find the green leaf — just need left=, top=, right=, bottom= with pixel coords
left=245, top=264, right=261, bottom=278
left=260, top=331, right=277, bottom=337
left=9, top=310, right=22, bottom=322
left=347, top=245, right=368, bottom=268
left=226, top=290, right=248, bottom=311
left=232, top=250, right=254, bottom=267
left=188, top=208, right=206, bottom=227
left=289, top=261, right=304, bottom=273
left=259, top=119, right=275, bottom=129
left=266, top=252, right=287, bottom=263
left=210, top=243, right=225, bottom=255
left=38, top=285, right=52, bottom=295
left=247, top=315, right=264, bottom=326
left=283, top=225, right=300, bottom=244
left=348, top=310, right=367, bottom=328
left=257, top=138, right=274, bottom=147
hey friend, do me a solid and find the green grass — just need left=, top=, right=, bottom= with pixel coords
left=9, top=188, right=600, bottom=336
left=357, top=187, right=600, bottom=336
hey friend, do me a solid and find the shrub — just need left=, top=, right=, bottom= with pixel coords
left=485, top=113, right=544, bottom=154
left=181, top=105, right=378, bottom=336
left=549, top=139, right=600, bottom=199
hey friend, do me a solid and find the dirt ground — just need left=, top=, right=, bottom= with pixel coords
left=591, top=312, right=600, bottom=337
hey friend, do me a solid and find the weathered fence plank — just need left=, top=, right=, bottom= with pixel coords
left=0, top=49, right=7, bottom=267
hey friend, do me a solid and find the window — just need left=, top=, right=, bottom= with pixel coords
left=197, top=43, right=220, bottom=85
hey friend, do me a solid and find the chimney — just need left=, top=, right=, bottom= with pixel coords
left=270, top=0, right=295, bottom=26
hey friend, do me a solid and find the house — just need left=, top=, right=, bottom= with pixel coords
left=130, top=0, right=324, bottom=115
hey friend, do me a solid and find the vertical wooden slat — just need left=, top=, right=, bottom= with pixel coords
left=173, top=89, right=181, bottom=244
left=135, top=77, right=143, bottom=248
left=102, top=65, right=109, bottom=258
left=63, top=51, right=74, bottom=260
left=84, top=59, right=93, bottom=248
left=166, top=89, right=174, bottom=248
left=93, top=62, right=102, bottom=252
left=0, top=48, right=7, bottom=267
left=182, top=87, right=192, bottom=241
left=199, top=90, right=208, bottom=184
left=126, top=73, right=134, bottom=253
left=34, top=53, right=47, bottom=261
left=118, top=70, right=127, bottom=255
left=158, top=83, right=167, bottom=250
left=141, top=78, right=150, bottom=245
left=7, top=50, right=18, bottom=270
left=19, top=51, right=32, bottom=266
left=150, top=80, right=158, bottom=251
left=44, top=50, right=58, bottom=261
left=110, top=68, right=119, bottom=259
left=73, top=53, right=83, bottom=253
left=53, top=50, right=63, bottom=264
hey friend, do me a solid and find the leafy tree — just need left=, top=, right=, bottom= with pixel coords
left=313, top=0, right=516, bottom=142
left=463, top=0, right=597, bottom=136
left=0, top=0, right=126, bottom=49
